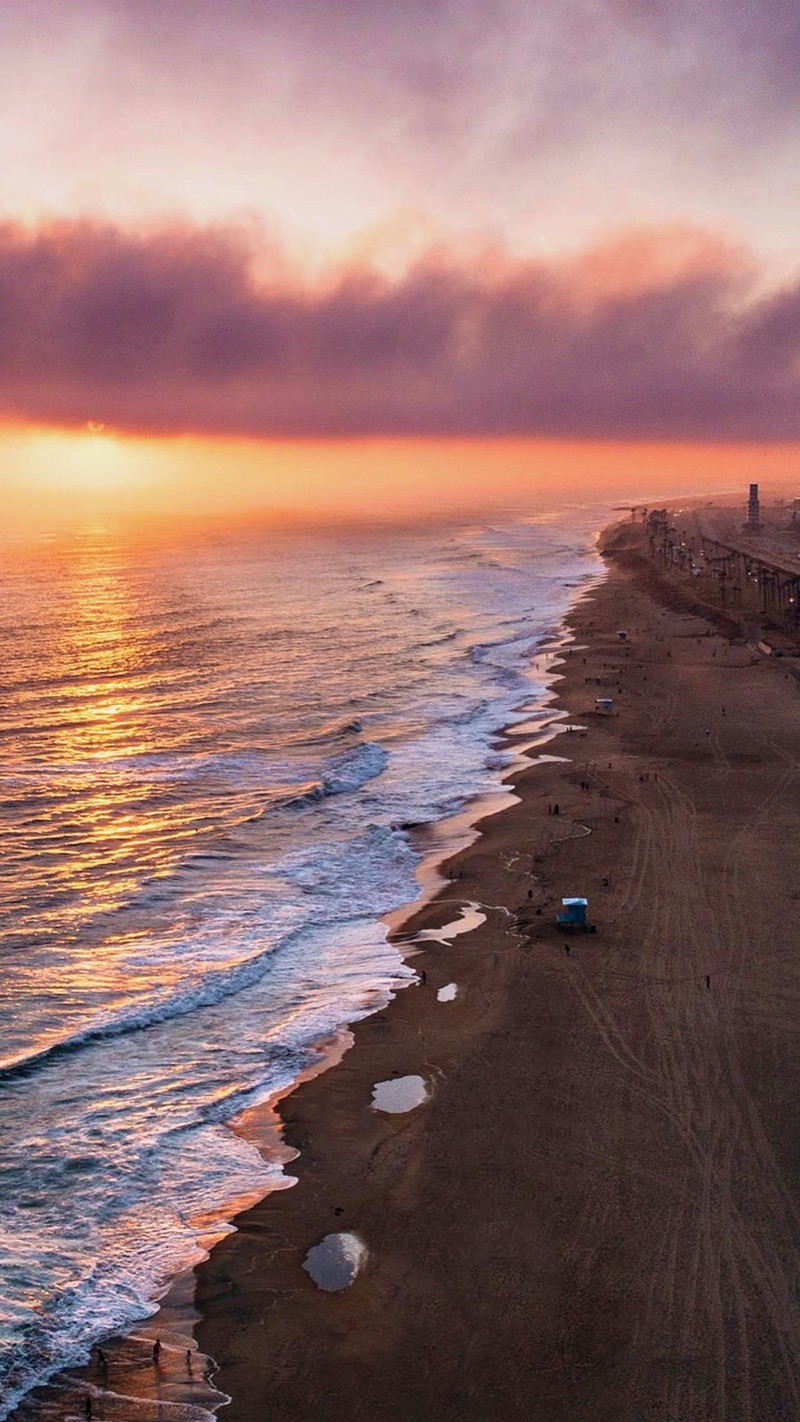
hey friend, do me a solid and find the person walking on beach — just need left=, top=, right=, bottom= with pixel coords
left=152, top=1338, right=162, bottom=1365
left=84, top=1397, right=92, bottom=1420
left=419, top=969, right=427, bottom=986
left=705, top=974, right=711, bottom=990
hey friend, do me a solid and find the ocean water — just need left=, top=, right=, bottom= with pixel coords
left=0, top=508, right=604, bottom=1415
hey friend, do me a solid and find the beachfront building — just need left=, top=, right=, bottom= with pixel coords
left=746, top=482, right=761, bottom=531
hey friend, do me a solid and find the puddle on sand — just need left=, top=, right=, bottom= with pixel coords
left=371, top=1075, right=429, bottom=1114
left=413, top=901, right=486, bottom=948
left=302, top=1232, right=367, bottom=1292
left=437, top=983, right=458, bottom=1002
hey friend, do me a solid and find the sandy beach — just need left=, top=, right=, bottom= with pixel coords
left=191, top=517, right=800, bottom=1421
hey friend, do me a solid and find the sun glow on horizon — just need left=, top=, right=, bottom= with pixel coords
left=3, top=422, right=800, bottom=540
left=37, top=427, right=149, bottom=493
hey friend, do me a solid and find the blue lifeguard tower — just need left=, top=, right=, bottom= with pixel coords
left=557, top=896, right=596, bottom=933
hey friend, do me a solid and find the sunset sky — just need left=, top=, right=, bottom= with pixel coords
left=4, top=0, right=800, bottom=525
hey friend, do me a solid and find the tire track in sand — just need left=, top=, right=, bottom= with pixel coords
left=564, top=750, right=800, bottom=1419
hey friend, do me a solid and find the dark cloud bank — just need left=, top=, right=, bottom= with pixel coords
left=2, top=218, right=800, bottom=442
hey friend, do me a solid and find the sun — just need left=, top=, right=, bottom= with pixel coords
left=10, top=426, right=158, bottom=510
left=61, top=430, right=133, bottom=491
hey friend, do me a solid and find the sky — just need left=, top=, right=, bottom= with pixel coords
left=3, top=0, right=800, bottom=525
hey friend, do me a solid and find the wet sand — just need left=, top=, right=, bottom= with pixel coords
left=196, top=519, right=800, bottom=1421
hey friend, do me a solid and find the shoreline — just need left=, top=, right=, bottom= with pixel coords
left=189, top=551, right=620, bottom=1415
left=195, top=518, right=800, bottom=1420
left=8, top=545, right=605, bottom=1422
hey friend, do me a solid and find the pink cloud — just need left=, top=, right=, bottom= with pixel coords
left=0, top=217, right=798, bottom=441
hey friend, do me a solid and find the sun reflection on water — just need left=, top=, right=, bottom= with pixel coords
left=0, top=531, right=211, bottom=952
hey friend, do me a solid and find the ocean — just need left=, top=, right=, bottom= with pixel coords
left=0, top=507, right=605, bottom=1415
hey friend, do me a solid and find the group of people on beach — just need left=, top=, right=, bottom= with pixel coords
left=84, top=1338, right=198, bottom=1415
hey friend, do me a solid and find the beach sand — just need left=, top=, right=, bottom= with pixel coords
left=194, top=519, right=800, bottom=1421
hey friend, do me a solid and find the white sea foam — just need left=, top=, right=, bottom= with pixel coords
left=0, top=508, right=607, bottom=1415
